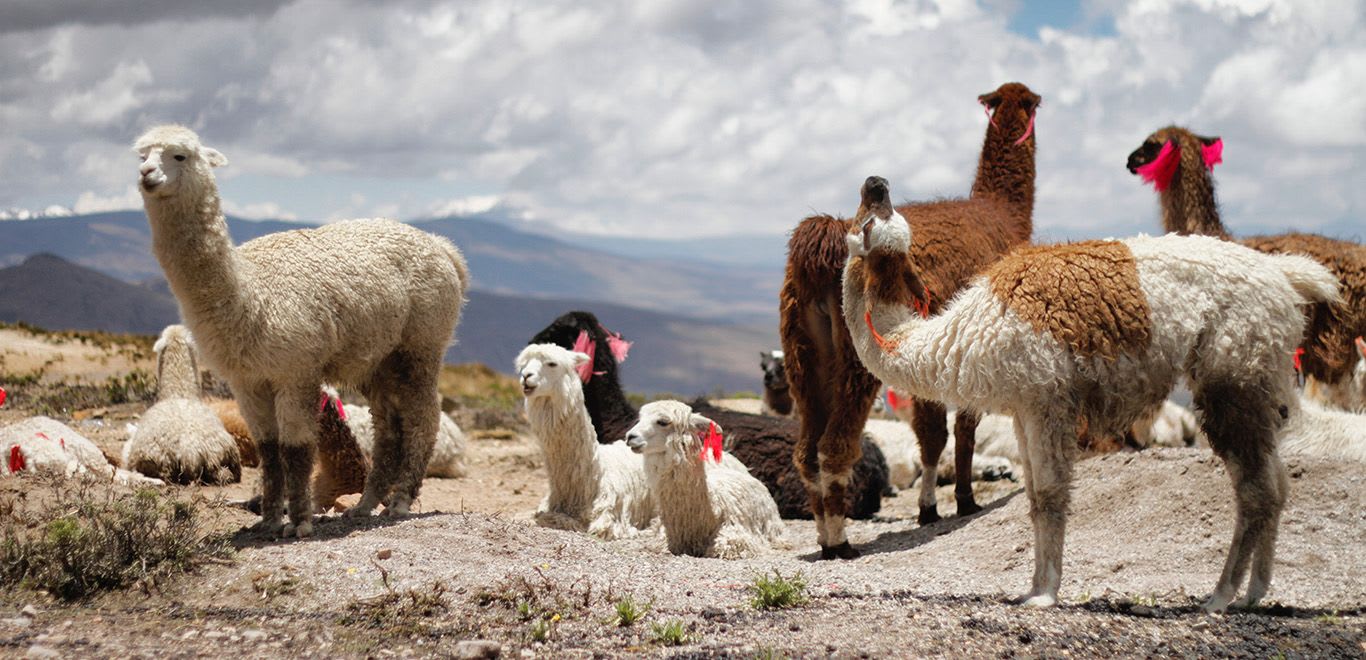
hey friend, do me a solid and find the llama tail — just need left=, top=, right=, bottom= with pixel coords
left=1271, top=254, right=1340, bottom=305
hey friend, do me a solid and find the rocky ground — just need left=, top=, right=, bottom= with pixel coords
left=1, top=326, right=1363, bottom=658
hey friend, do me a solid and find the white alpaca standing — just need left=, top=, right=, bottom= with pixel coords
left=134, top=125, right=467, bottom=538
left=123, top=325, right=241, bottom=484
left=344, top=403, right=467, bottom=478
left=843, top=176, right=1337, bottom=612
left=1279, top=397, right=1366, bottom=461
left=517, top=343, right=655, bottom=539
left=626, top=400, right=785, bottom=558
left=3, top=417, right=162, bottom=485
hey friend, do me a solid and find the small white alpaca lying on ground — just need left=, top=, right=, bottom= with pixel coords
left=517, top=343, right=655, bottom=539
left=1279, top=397, right=1366, bottom=462
left=123, top=325, right=241, bottom=485
left=2, top=416, right=162, bottom=485
left=342, top=402, right=467, bottom=478
left=862, top=418, right=1012, bottom=490
left=626, top=400, right=786, bottom=558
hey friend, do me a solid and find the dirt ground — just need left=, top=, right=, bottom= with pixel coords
left=1, top=329, right=1364, bottom=658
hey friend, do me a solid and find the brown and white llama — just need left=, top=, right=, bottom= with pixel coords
left=779, top=82, right=1039, bottom=559
left=845, top=175, right=1337, bottom=611
left=1128, top=126, right=1366, bottom=400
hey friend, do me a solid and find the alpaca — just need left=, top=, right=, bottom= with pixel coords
left=208, top=399, right=260, bottom=467
left=123, top=325, right=241, bottom=485
left=626, top=400, right=786, bottom=558
left=1279, top=397, right=1366, bottom=462
left=134, top=125, right=468, bottom=538
left=781, top=82, right=1039, bottom=558
left=863, top=418, right=1013, bottom=490
left=517, top=343, right=655, bottom=538
left=343, top=401, right=468, bottom=478
left=528, top=312, right=891, bottom=519
left=2, top=416, right=163, bottom=485
left=1128, top=126, right=1366, bottom=400
left=529, top=311, right=634, bottom=444
left=311, top=392, right=370, bottom=512
left=1305, top=337, right=1365, bottom=412
left=845, top=175, right=1337, bottom=611
left=759, top=350, right=794, bottom=417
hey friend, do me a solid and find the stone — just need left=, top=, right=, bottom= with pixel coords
left=456, top=640, right=503, bottom=659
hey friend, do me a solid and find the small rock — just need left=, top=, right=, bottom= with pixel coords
left=2, top=618, right=31, bottom=628
left=204, top=630, right=227, bottom=640
left=242, top=629, right=268, bottom=642
left=1192, top=621, right=1209, bottom=631
left=25, top=646, right=60, bottom=659
left=1130, top=606, right=1154, bottom=617
left=376, top=548, right=393, bottom=560
left=20, top=605, right=39, bottom=619
left=455, top=639, right=502, bottom=659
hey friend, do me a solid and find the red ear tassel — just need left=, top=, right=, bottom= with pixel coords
left=8, top=445, right=24, bottom=473
left=698, top=422, right=723, bottom=464
left=0, top=386, right=7, bottom=407
left=1292, top=347, right=1304, bottom=372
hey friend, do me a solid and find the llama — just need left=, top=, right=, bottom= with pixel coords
left=1305, top=337, right=1365, bottom=412
left=625, top=400, right=786, bottom=558
left=759, top=350, right=794, bottom=417
left=208, top=399, right=260, bottom=467
left=528, top=312, right=890, bottom=519
left=311, top=392, right=370, bottom=513
left=781, top=82, right=1039, bottom=558
left=1279, top=397, right=1366, bottom=462
left=135, top=125, right=468, bottom=538
left=122, top=325, right=241, bottom=485
left=343, top=401, right=468, bottom=478
left=2, top=416, right=163, bottom=485
left=845, top=175, right=1337, bottom=611
left=517, top=343, right=655, bottom=538
left=863, top=418, right=1013, bottom=490
left=1128, top=126, right=1366, bottom=403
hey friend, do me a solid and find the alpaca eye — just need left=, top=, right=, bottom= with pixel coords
left=546, top=362, right=558, bottom=368
left=174, top=155, right=186, bottom=162
left=655, top=419, right=669, bottom=427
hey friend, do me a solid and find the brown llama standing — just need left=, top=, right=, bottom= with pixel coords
left=1128, top=126, right=1366, bottom=390
left=780, top=82, right=1039, bottom=559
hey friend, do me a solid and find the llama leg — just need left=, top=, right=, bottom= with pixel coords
left=384, top=352, right=442, bottom=516
left=1238, top=451, right=1288, bottom=608
left=1018, top=413, right=1075, bottom=607
left=911, top=399, right=949, bottom=524
left=952, top=409, right=982, bottom=516
left=275, top=386, right=319, bottom=538
left=350, top=372, right=402, bottom=516
left=792, top=390, right=829, bottom=549
left=235, top=382, right=283, bottom=533
left=816, top=391, right=872, bottom=560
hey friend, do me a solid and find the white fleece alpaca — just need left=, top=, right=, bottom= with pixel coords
left=123, top=325, right=241, bottom=485
left=343, top=403, right=467, bottom=478
left=863, top=418, right=1012, bottom=490
left=135, top=125, right=467, bottom=538
left=1280, top=397, right=1366, bottom=462
left=626, top=400, right=785, bottom=558
left=2, top=417, right=162, bottom=485
left=844, top=176, right=1337, bottom=612
left=517, top=343, right=655, bottom=539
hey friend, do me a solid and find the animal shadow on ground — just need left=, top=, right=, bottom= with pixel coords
left=1075, top=595, right=1366, bottom=620
left=230, top=511, right=443, bottom=550
left=855, top=488, right=1022, bottom=558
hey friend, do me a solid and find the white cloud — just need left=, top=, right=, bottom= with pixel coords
left=72, top=186, right=142, bottom=214
left=221, top=199, right=298, bottom=221
left=429, top=195, right=501, bottom=218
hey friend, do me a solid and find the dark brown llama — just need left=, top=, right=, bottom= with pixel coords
left=760, top=350, right=794, bottom=416
left=1128, top=126, right=1366, bottom=389
left=780, top=82, right=1039, bottom=559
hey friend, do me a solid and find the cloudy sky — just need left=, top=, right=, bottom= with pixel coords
left=1, top=0, right=1362, bottom=242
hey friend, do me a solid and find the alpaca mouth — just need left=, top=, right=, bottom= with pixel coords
left=522, top=384, right=536, bottom=395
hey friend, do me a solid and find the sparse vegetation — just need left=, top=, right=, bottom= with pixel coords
left=440, top=363, right=522, bottom=412
left=0, top=478, right=232, bottom=600
left=473, top=569, right=608, bottom=628
left=650, top=619, right=690, bottom=646
left=342, top=581, right=450, bottom=636
left=609, top=595, right=651, bottom=627
left=748, top=570, right=808, bottom=610
left=103, top=369, right=155, bottom=404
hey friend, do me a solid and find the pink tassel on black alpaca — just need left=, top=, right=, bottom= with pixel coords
left=1136, top=137, right=1223, bottom=191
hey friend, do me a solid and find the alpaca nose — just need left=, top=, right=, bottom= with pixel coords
left=625, top=433, right=643, bottom=450
left=140, top=160, right=159, bottom=177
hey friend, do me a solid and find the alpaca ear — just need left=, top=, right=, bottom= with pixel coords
left=978, top=91, right=1002, bottom=108
left=760, top=351, right=771, bottom=367
left=689, top=413, right=718, bottom=435
left=1355, top=336, right=1365, bottom=359
left=202, top=147, right=228, bottom=168
left=570, top=351, right=592, bottom=367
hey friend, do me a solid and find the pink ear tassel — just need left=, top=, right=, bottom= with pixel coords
left=571, top=330, right=596, bottom=383
left=1201, top=138, right=1223, bottom=171
left=1013, top=111, right=1035, bottom=146
left=1135, top=141, right=1181, bottom=192
left=981, top=102, right=998, bottom=128
left=605, top=334, right=631, bottom=364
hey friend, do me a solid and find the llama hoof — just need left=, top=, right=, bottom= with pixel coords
left=1020, top=594, right=1057, bottom=608
left=1200, top=596, right=1232, bottom=614
left=250, top=518, right=284, bottom=536
left=918, top=505, right=941, bottom=525
left=819, top=541, right=861, bottom=560
left=282, top=520, right=314, bottom=539
left=956, top=496, right=982, bottom=517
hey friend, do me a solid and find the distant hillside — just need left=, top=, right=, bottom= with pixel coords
left=0, top=254, right=180, bottom=335
left=0, top=211, right=781, bottom=324
left=0, top=254, right=774, bottom=394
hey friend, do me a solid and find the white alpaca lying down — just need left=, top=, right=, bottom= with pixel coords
left=627, top=400, right=786, bottom=559
left=3, top=416, right=162, bottom=486
left=1280, top=396, right=1366, bottom=462
left=517, top=343, right=655, bottom=539
left=341, top=401, right=468, bottom=478
left=862, top=418, right=1013, bottom=490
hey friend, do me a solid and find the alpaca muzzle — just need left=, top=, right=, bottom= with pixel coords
left=625, top=434, right=644, bottom=452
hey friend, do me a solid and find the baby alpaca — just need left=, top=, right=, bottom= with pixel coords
left=626, top=401, right=785, bottom=558
left=123, top=325, right=241, bottom=485
left=517, top=343, right=655, bottom=539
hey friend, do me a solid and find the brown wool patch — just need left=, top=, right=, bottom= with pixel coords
left=986, top=240, right=1152, bottom=360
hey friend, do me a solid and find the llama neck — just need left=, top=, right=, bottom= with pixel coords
left=527, top=390, right=602, bottom=517
left=646, top=452, right=719, bottom=554
left=156, top=343, right=201, bottom=400
left=842, top=257, right=957, bottom=405
left=1159, top=153, right=1229, bottom=239
left=970, top=111, right=1035, bottom=242
left=143, top=185, right=248, bottom=323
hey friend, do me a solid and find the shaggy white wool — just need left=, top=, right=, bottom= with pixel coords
left=2, top=417, right=162, bottom=485
left=135, top=125, right=468, bottom=537
left=844, top=208, right=1337, bottom=613
left=626, top=400, right=785, bottom=559
left=343, top=404, right=468, bottom=478
left=1280, top=397, right=1366, bottom=462
left=517, top=343, right=655, bottom=539
left=123, top=324, right=240, bottom=485
left=1304, top=339, right=1366, bottom=413
left=862, top=418, right=1012, bottom=490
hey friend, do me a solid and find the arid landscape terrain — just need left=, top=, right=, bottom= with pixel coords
left=1, top=324, right=1363, bottom=658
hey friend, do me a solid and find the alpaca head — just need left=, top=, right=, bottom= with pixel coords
left=624, top=400, right=719, bottom=464
left=760, top=350, right=788, bottom=392
left=133, top=124, right=228, bottom=201
left=1126, top=126, right=1222, bottom=190
left=979, top=82, right=1041, bottom=146
left=515, top=343, right=591, bottom=404
left=846, top=175, right=910, bottom=258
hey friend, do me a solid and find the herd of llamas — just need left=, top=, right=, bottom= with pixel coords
left=2, top=81, right=1364, bottom=615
